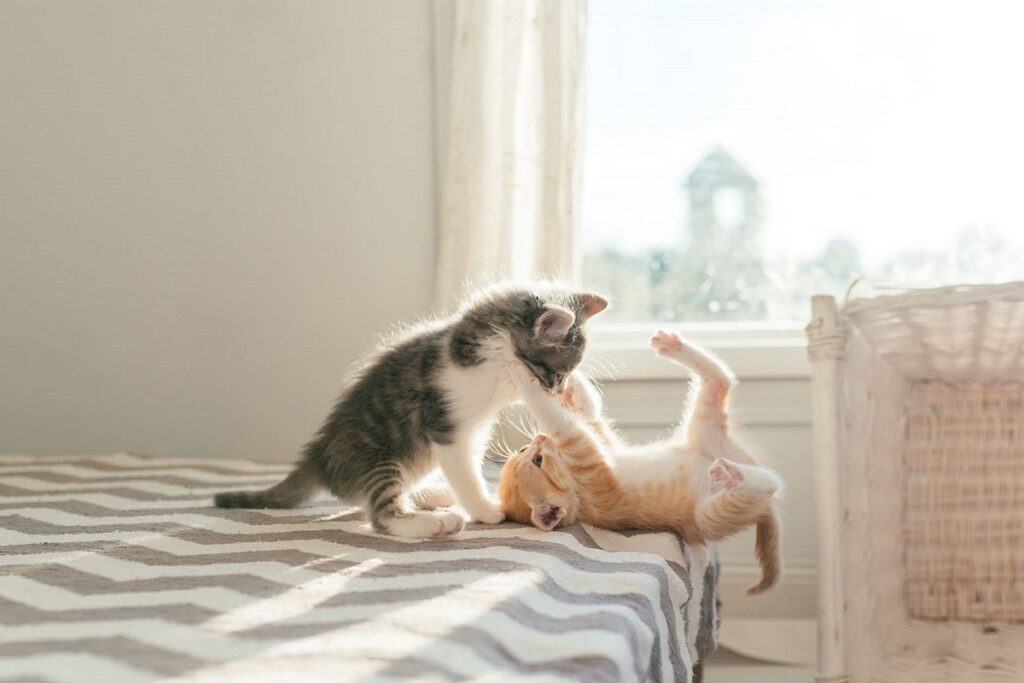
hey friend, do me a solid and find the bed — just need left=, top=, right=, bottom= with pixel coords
left=0, top=453, right=719, bottom=682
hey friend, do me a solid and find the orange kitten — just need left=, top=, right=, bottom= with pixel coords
left=499, top=330, right=782, bottom=594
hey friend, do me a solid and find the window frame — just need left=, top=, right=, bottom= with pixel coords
left=582, top=323, right=810, bottom=381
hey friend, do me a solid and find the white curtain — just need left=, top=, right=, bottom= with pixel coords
left=434, top=0, right=587, bottom=307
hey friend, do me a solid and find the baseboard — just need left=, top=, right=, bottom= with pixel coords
left=718, top=558, right=816, bottom=583
left=716, top=559, right=817, bottom=619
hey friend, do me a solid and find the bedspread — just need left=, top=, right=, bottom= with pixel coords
left=0, top=454, right=718, bottom=682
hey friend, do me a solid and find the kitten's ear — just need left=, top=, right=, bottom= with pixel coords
left=534, top=306, right=576, bottom=343
left=577, top=293, right=608, bottom=323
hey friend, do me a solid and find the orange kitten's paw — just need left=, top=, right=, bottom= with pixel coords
left=556, top=383, right=576, bottom=405
left=709, top=458, right=743, bottom=489
left=650, top=330, right=685, bottom=356
left=556, top=374, right=592, bottom=415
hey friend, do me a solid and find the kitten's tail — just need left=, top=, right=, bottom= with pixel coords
left=214, top=461, right=320, bottom=509
left=748, top=506, right=782, bottom=594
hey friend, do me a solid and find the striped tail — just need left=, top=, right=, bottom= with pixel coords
left=747, top=506, right=782, bottom=594
left=214, top=462, right=319, bottom=509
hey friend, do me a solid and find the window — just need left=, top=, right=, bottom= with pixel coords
left=582, top=0, right=1024, bottom=324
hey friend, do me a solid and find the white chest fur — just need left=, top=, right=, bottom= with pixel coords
left=438, top=332, right=519, bottom=431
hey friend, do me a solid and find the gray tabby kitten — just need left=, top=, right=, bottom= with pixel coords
left=215, top=284, right=607, bottom=539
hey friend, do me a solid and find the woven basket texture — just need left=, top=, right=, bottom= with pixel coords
left=823, top=283, right=1024, bottom=682
left=904, top=382, right=1024, bottom=622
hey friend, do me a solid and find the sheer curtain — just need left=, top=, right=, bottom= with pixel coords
left=434, top=0, right=587, bottom=307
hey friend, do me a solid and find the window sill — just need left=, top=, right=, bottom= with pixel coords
left=582, top=324, right=810, bottom=382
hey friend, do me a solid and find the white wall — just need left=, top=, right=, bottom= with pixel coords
left=0, top=1, right=438, bottom=461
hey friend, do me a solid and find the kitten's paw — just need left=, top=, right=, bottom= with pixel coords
left=385, top=510, right=465, bottom=539
left=709, top=459, right=781, bottom=496
left=430, top=511, right=466, bottom=539
left=558, top=372, right=599, bottom=416
left=709, top=458, right=743, bottom=489
left=466, top=499, right=506, bottom=524
left=556, top=381, right=583, bottom=413
left=651, top=330, right=685, bottom=357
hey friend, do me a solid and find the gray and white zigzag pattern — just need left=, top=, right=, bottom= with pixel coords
left=0, top=453, right=717, bottom=683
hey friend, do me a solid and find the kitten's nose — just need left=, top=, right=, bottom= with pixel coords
left=533, top=434, right=548, bottom=445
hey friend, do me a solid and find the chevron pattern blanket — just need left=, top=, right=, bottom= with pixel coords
left=0, top=453, right=718, bottom=682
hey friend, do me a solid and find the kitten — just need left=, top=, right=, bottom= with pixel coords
left=499, top=330, right=782, bottom=593
left=215, top=283, right=608, bottom=539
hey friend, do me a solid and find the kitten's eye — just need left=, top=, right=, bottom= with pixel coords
left=519, top=446, right=528, bottom=453
left=532, top=454, right=543, bottom=468
left=528, top=361, right=555, bottom=389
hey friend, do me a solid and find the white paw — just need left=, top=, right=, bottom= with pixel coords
left=467, top=499, right=506, bottom=524
left=430, top=511, right=466, bottom=539
left=559, top=372, right=598, bottom=416
left=386, top=510, right=465, bottom=539
left=709, top=458, right=742, bottom=489
left=709, top=459, right=780, bottom=496
left=650, top=330, right=685, bottom=356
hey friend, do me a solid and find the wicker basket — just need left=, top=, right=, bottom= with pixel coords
left=806, top=283, right=1024, bottom=683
